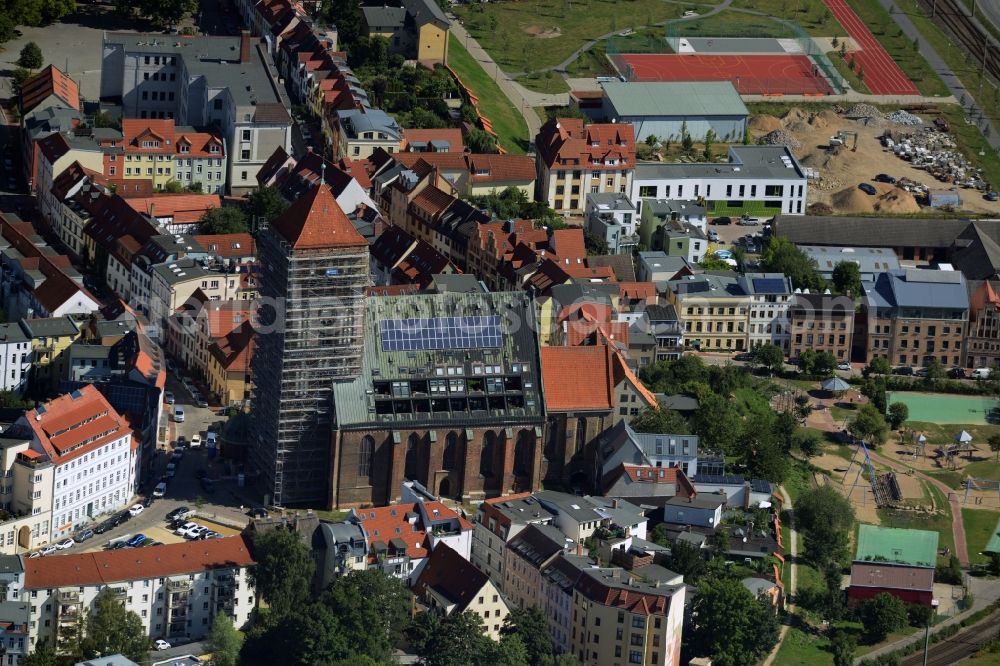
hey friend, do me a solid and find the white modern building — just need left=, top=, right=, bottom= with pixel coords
left=0, top=322, right=33, bottom=396
left=22, top=536, right=255, bottom=653
left=740, top=273, right=794, bottom=351
left=632, top=145, right=807, bottom=217
left=584, top=192, right=638, bottom=255
left=100, top=32, right=293, bottom=195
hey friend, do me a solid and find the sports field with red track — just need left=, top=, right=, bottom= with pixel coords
left=611, top=53, right=835, bottom=95
left=823, top=0, right=919, bottom=95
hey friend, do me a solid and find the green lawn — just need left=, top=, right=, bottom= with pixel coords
left=516, top=71, right=570, bottom=94
left=878, top=483, right=955, bottom=566
left=728, top=0, right=844, bottom=36
left=963, top=507, right=1000, bottom=566
left=565, top=41, right=617, bottom=78
left=827, top=50, right=871, bottom=94
left=666, top=11, right=797, bottom=39
left=774, top=624, right=834, bottom=666
left=447, top=35, right=529, bottom=154
left=928, top=470, right=966, bottom=490
left=452, top=0, right=686, bottom=73
left=905, top=421, right=1000, bottom=452
left=843, top=0, right=950, bottom=97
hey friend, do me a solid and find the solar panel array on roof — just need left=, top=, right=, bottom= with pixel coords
left=752, top=278, right=788, bottom=294
left=380, top=316, right=502, bottom=352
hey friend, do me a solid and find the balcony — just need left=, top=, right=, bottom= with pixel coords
left=167, top=579, right=192, bottom=593
left=57, top=590, right=79, bottom=604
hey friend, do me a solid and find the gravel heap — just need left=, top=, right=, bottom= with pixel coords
left=845, top=103, right=884, bottom=119
left=758, top=129, right=801, bottom=149
left=888, top=110, right=923, bottom=125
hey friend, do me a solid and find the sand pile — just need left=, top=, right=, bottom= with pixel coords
left=783, top=108, right=808, bottom=124
left=750, top=114, right=783, bottom=133
left=874, top=187, right=921, bottom=214
left=799, top=148, right=835, bottom=169
left=832, top=186, right=876, bottom=213
left=808, top=113, right=830, bottom=130
left=786, top=120, right=812, bottom=133
left=816, top=109, right=840, bottom=125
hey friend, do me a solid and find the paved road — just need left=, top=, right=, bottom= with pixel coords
left=762, top=485, right=799, bottom=666
left=150, top=640, right=207, bottom=663
left=882, top=0, right=1000, bottom=151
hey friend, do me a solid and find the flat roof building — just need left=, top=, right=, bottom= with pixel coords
left=600, top=81, right=748, bottom=142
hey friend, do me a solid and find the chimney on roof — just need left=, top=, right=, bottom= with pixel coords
left=611, top=498, right=619, bottom=509
left=240, top=30, right=252, bottom=64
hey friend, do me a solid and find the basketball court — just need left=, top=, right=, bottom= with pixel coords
left=610, top=52, right=835, bottom=95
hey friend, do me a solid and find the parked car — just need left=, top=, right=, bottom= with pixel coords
left=167, top=506, right=193, bottom=521
left=174, top=406, right=185, bottom=422
left=164, top=391, right=174, bottom=405
left=154, top=639, right=171, bottom=651
left=174, top=522, right=198, bottom=537
left=184, top=525, right=208, bottom=540
left=206, top=431, right=217, bottom=448
left=175, top=436, right=186, bottom=448
left=128, top=504, right=144, bottom=517
left=27, top=551, right=40, bottom=559
left=189, top=435, right=202, bottom=448
left=196, top=397, right=209, bottom=408
left=142, top=495, right=155, bottom=508
left=874, top=173, right=896, bottom=184
left=707, top=230, right=720, bottom=241
left=40, top=545, right=58, bottom=556
left=712, top=216, right=732, bottom=225
left=739, top=216, right=761, bottom=226
left=153, top=482, right=167, bottom=498
left=56, top=538, right=74, bottom=550
left=972, top=367, right=992, bottom=379
left=948, top=367, right=967, bottom=379
left=986, top=191, right=999, bottom=202
left=126, top=534, right=147, bottom=548
left=915, top=368, right=929, bottom=377
left=94, top=522, right=113, bottom=535
left=859, top=183, right=878, bottom=195
left=75, top=529, right=94, bottom=542
left=112, top=511, right=130, bottom=526
left=893, top=366, right=914, bottom=376
left=837, top=362, right=852, bottom=371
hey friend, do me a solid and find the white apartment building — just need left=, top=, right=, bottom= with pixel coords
left=100, top=32, right=293, bottom=195
left=148, top=259, right=246, bottom=333
left=470, top=494, right=555, bottom=584
left=0, top=323, right=33, bottom=396
left=632, top=145, right=807, bottom=218
left=584, top=192, right=638, bottom=255
left=14, top=386, right=137, bottom=542
left=22, top=536, right=256, bottom=653
left=740, top=273, right=794, bottom=351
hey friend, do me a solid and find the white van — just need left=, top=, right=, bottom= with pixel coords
left=153, top=482, right=167, bottom=498
left=972, top=367, right=992, bottom=379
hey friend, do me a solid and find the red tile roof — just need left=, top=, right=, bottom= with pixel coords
left=535, top=117, right=635, bottom=171
left=466, top=154, right=536, bottom=184
left=401, top=128, right=464, bottom=152
left=174, top=130, right=225, bottom=158
left=410, top=185, right=455, bottom=218
left=566, top=321, right=630, bottom=347
left=353, top=502, right=468, bottom=562
left=618, top=281, right=656, bottom=303
left=549, top=228, right=586, bottom=262
left=20, top=65, right=80, bottom=115
left=209, top=320, right=255, bottom=373
left=604, top=463, right=697, bottom=497
left=269, top=183, right=366, bottom=249
left=540, top=345, right=614, bottom=412
left=23, top=385, right=131, bottom=465
left=23, top=536, right=254, bottom=589
left=122, top=119, right=176, bottom=154
left=192, top=233, right=255, bottom=258
left=575, top=571, right=673, bottom=616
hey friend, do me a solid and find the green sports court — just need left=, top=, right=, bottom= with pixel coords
left=887, top=392, right=1000, bottom=425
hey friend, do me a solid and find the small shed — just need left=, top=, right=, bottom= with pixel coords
left=928, top=188, right=962, bottom=209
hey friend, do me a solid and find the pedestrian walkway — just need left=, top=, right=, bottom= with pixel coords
left=762, top=484, right=799, bottom=666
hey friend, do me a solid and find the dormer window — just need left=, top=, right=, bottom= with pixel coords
left=179, top=144, right=190, bottom=153
left=209, top=144, right=219, bottom=154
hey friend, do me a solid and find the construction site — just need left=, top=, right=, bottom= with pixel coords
left=748, top=105, right=1000, bottom=216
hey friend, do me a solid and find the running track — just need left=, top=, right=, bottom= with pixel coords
left=824, top=0, right=920, bottom=95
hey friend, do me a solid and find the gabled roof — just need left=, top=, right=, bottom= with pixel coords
left=124, top=194, right=221, bottom=225
left=20, top=65, right=80, bottom=115
left=603, top=462, right=697, bottom=497
left=268, top=183, right=366, bottom=249
left=21, top=385, right=130, bottom=464
left=208, top=320, right=255, bottom=373
left=540, top=345, right=614, bottom=412
left=413, top=543, right=493, bottom=613
left=535, top=117, right=635, bottom=170
left=23, top=536, right=254, bottom=588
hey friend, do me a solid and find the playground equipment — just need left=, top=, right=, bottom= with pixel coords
left=964, top=477, right=1000, bottom=505
left=842, top=439, right=895, bottom=507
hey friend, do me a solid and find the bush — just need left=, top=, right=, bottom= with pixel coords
left=906, top=603, right=933, bottom=627
left=936, top=555, right=962, bottom=585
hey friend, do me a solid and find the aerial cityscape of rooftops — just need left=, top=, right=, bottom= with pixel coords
left=2, top=0, right=1000, bottom=663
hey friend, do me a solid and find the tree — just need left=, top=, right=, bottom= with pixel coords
left=796, top=485, right=855, bottom=567
left=206, top=614, right=244, bottom=666
left=831, top=630, right=856, bottom=666
left=80, top=589, right=149, bottom=661
left=698, top=256, right=732, bottom=271
left=865, top=357, right=893, bottom=376
left=630, top=405, right=690, bottom=434
left=247, top=185, right=289, bottom=232
left=0, top=391, right=32, bottom=409
left=742, top=414, right=791, bottom=482
left=849, top=403, right=889, bottom=446
left=860, top=376, right=888, bottom=414
left=0, top=14, right=16, bottom=44
left=665, top=538, right=707, bottom=579
left=989, top=433, right=1000, bottom=461
left=21, top=638, right=57, bottom=666
left=93, top=110, right=121, bottom=130
left=681, top=120, right=694, bottom=155
left=887, top=402, right=909, bottom=430
left=163, top=179, right=185, bottom=193
left=18, top=42, right=43, bottom=70
left=906, top=603, right=934, bottom=628
left=702, top=128, right=715, bottom=161
left=832, top=261, right=862, bottom=298
left=794, top=429, right=822, bottom=457
left=753, top=343, right=785, bottom=375
left=923, top=359, right=946, bottom=382
left=584, top=231, right=609, bottom=256
left=137, top=0, right=197, bottom=27
left=411, top=611, right=528, bottom=666
left=645, top=134, right=658, bottom=147
left=465, top=127, right=498, bottom=153
left=799, top=349, right=837, bottom=377
left=200, top=206, right=249, bottom=235
left=707, top=528, right=730, bottom=556
left=760, top=236, right=825, bottom=292
left=11, top=67, right=31, bottom=97
left=690, top=578, right=780, bottom=666
left=501, top=607, right=554, bottom=666
left=248, top=527, right=315, bottom=619
left=858, top=592, right=908, bottom=642
left=691, top=394, right=742, bottom=455
left=325, top=569, right=411, bottom=660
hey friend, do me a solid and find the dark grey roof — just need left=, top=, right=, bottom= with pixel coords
left=152, top=258, right=210, bottom=285
left=636, top=145, right=803, bottom=180
left=693, top=474, right=771, bottom=494
left=774, top=215, right=979, bottom=249
left=506, top=523, right=571, bottom=566
left=655, top=394, right=699, bottom=411
left=540, top=553, right=592, bottom=592
left=587, top=255, right=637, bottom=282
left=645, top=199, right=707, bottom=221
left=402, top=0, right=450, bottom=28
left=863, top=269, right=969, bottom=310
left=332, top=290, right=543, bottom=429
left=362, top=5, right=406, bottom=27
left=0, top=322, right=31, bottom=344
left=800, top=245, right=900, bottom=277
left=534, top=490, right=645, bottom=526
left=0, top=554, right=22, bottom=575
left=600, top=420, right=698, bottom=463
left=587, top=191, right=635, bottom=211
left=484, top=495, right=555, bottom=525
left=68, top=342, right=114, bottom=360
left=645, top=304, right=678, bottom=322
left=667, top=273, right=747, bottom=299
left=427, top=274, right=486, bottom=294
left=22, top=316, right=79, bottom=338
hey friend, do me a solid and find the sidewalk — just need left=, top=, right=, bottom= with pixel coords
left=762, top=485, right=799, bottom=666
